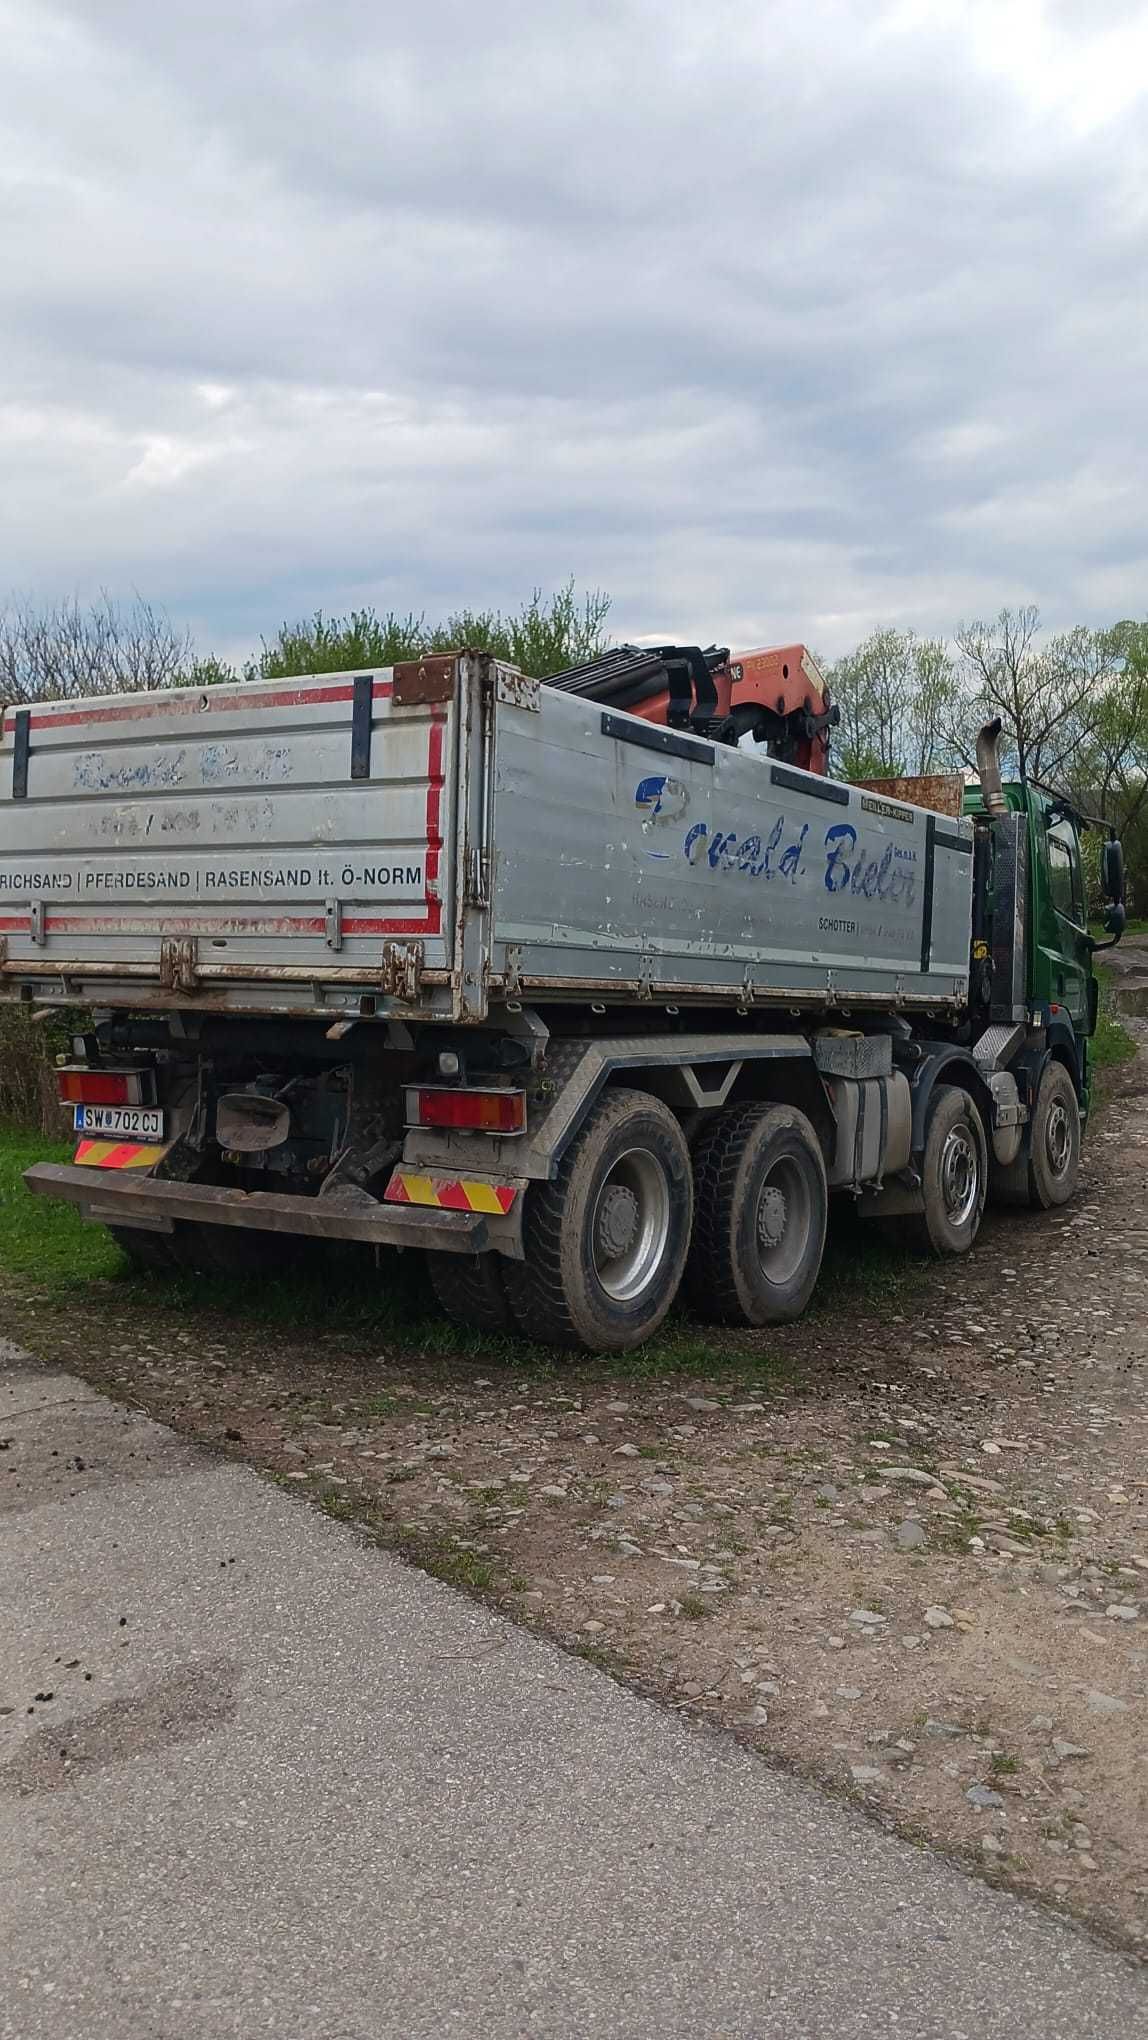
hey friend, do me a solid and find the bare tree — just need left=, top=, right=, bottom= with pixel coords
left=1063, top=621, right=1148, bottom=829
left=0, top=592, right=193, bottom=704
left=954, top=606, right=1104, bottom=781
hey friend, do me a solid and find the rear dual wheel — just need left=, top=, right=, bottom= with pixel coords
left=686, top=1103, right=828, bottom=1325
left=107, top=1225, right=180, bottom=1274
left=431, top=1092, right=832, bottom=1351
left=500, top=1088, right=694, bottom=1352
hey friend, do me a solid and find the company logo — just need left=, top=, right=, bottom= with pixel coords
left=635, top=774, right=689, bottom=822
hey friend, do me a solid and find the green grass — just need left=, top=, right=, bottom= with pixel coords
left=0, top=1127, right=121, bottom=1282
left=0, top=1125, right=798, bottom=1379
left=1091, top=968, right=1137, bottom=1072
left=677, top=1592, right=714, bottom=1620
left=1089, top=916, right=1148, bottom=942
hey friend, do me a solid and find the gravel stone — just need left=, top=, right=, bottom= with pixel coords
left=895, top=1520, right=927, bottom=1551
left=1086, top=1690, right=1131, bottom=1716
left=966, top=1784, right=1005, bottom=1809
left=923, top=1605, right=954, bottom=1629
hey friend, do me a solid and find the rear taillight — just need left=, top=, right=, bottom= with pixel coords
left=57, top=1067, right=147, bottom=1106
left=407, top=1086, right=526, bottom=1134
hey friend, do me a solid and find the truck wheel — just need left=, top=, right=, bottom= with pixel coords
left=107, top=1225, right=179, bottom=1274
left=993, top=1061, right=1080, bottom=1211
left=686, top=1103, right=827, bottom=1325
left=908, top=1084, right=987, bottom=1256
left=172, top=1223, right=280, bottom=1276
left=426, top=1252, right=514, bottom=1334
left=502, top=1088, right=692, bottom=1352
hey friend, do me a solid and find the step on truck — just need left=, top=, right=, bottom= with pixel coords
left=0, top=651, right=1126, bottom=1351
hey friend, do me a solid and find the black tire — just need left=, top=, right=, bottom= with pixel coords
left=988, top=1144, right=1032, bottom=1208
left=502, top=1087, right=693, bottom=1353
left=172, top=1223, right=283, bottom=1276
left=992, top=1060, right=1080, bottom=1211
left=426, top=1251, right=515, bottom=1333
left=107, top=1225, right=179, bottom=1274
left=906, top=1084, right=987, bottom=1256
left=686, top=1103, right=828, bottom=1325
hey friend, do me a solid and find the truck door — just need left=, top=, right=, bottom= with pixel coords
left=1040, top=810, right=1091, bottom=1037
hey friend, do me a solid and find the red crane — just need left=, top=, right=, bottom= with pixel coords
left=548, top=640, right=838, bottom=775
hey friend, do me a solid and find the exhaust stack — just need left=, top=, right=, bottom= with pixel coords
left=975, top=718, right=1007, bottom=816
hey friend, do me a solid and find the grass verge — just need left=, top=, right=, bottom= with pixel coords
left=1091, top=968, right=1138, bottom=1074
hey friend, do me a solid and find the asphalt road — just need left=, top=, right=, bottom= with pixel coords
left=2, top=1340, right=1146, bottom=2040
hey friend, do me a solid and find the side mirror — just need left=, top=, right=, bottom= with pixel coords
left=1101, top=836, right=1125, bottom=904
left=1103, top=900, right=1126, bottom=941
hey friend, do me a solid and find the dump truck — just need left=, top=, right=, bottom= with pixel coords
left=0, top=651, right=1126, bottom=1351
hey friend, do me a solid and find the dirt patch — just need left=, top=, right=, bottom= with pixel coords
left=4, top=1018, right=1148, bottom=1952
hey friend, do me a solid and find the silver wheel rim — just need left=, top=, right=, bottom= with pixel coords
left=591, top=1146, right=671, bottom=1303
left=1046, top=1098, right=1072, bottom=1178
left=940, top=1123, right=979, bottom=1227
left=754, top=1155, right=812, bottom=1286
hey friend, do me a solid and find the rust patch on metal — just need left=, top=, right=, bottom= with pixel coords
left=393, top=654, right=458, bottom=705
left=852, top=773, right=965, bottom=817
left=494, top=665, right=539, bottom=711
left=0, top=1659, right=239, bottom=1796
left=158, top=936, right=199, bottom=993
left=379, top=939, right=425, bottom=1002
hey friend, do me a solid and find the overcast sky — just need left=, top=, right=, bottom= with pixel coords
left=2, top=0, right=1146, bottom=664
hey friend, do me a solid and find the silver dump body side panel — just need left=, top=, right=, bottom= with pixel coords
left=0, top=659, right=973, bottom=1017
left=487, top=687, right=972, bottom=1009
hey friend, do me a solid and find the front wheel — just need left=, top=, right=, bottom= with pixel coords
left=685, top=1103, right=827, bottom=1324
left=907, top=1084, right=987, bottom=1256
left=502, top=1088, right=693, bottom=1352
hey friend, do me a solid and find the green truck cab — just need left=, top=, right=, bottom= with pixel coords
left=963, top=739, right=1125, bottom=1145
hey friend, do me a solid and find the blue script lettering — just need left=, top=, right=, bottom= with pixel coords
left=823, top=823, right=855, bottom=894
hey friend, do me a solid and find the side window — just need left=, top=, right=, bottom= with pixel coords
left=1047, top=819, right=1084, bottom=927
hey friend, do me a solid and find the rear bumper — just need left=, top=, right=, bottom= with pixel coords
left=23, top=1162, right=493, bottom=1255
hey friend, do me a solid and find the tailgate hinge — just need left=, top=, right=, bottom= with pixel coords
left=380, top=939, right=424, bottom=1002
left=464, top=848, right=489, bottom=907
left=159, top=936, right=199, bottom=993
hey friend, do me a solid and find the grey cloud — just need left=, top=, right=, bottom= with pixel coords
left=1, top=0, right=1146, bottom=660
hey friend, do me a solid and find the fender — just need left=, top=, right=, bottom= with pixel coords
left=1044, top=1010, right=1083, bottom=1096
left=905, top=1044, right=994, bottom=1158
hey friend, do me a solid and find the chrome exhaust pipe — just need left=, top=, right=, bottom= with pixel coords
left=975, top=717, right=1006, bottom=815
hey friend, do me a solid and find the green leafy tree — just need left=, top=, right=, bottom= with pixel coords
left=828, top=627, right=959, bottom=777
left=257, top=581, right=610, bottom=681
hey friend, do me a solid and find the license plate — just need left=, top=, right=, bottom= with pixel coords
left=73, top=1105, right=165, bottom=1140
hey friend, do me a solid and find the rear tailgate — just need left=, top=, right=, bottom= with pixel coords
left=0, top=669, right=457, bottom=1010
